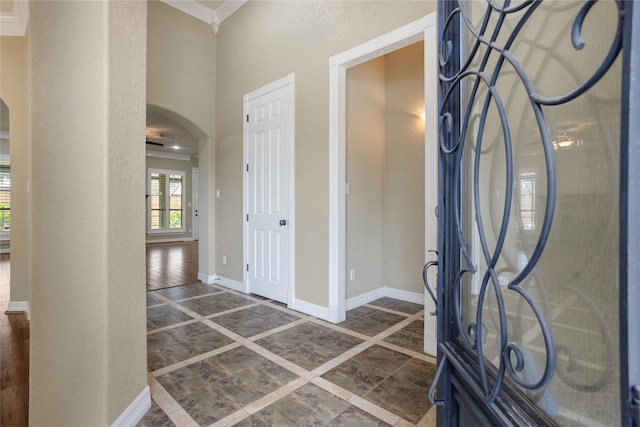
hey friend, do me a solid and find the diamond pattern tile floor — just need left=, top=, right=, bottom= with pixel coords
left=140, top=283, right=437, bottom=426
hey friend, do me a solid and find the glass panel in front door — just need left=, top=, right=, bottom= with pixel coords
left=451, top=1, right=623, bottom=425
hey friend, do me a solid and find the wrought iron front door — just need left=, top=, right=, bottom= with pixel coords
left=433, top=1, right=638, bottom=425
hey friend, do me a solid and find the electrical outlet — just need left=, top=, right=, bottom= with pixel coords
left=349, top=269, right=356, bottom=281
left=222, top=255, right=227, bottom=265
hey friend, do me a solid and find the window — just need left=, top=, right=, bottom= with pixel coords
left=0, top=163, right=9, bottom=240
left=148, top=169, right=185, bottom=233
left=519, top=170, right=536, bottom=231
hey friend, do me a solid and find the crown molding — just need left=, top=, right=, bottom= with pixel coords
left=161, top=0, right=246, bottom=34
left=214, top=0, right=247, bottom=28
left=0, top=0, right=29, bottom=36
left=146, top=150, right=192, bottom=162
left=161, top=0, right=213, bottom=25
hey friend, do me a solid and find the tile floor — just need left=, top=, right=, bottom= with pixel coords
left=140, top=283, right=438, bottom=427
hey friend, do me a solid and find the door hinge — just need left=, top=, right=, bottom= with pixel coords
left=246, top=114, right=249, bottom=122
left=246, top=214, right=249, bottom=222
left=631, top=385, right=640, bottom=425
left=246, top=164, right=249, bottom=172
left=246, top=264, right=249, bottom=272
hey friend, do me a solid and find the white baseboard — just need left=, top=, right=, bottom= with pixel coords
left=345, top=288, right=385, bottom=311
left=6, top=301, right=30, bottom=320
left=111, top=386, right=150, bottom=427
left=346, top=286, right=424, bottom=311
left=292, top=298, right=330, bottom=321
left=213, top=275, right=246, bottom=293
left=197, top=272, right=217, bottom=284
left=146, top=237, right=195, bottom=244
left=383, top=286, right=424, bottom=305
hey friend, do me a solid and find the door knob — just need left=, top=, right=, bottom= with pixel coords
left=279, top=219, right=287, bottom=226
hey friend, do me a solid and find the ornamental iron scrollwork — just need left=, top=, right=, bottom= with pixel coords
left=438, top=0, right=623, bottom=406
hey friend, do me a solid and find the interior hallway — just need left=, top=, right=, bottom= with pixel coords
left=147, top=241, right=200, bottom=291
left=141, top=282, right=437, bottom=426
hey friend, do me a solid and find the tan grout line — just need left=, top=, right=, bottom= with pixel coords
left=363, top=303, right=423, bottom=318
left=147, top=285, right=435, bottom=426
left=151, top=361, right=188, bottom=377
left=242, top=377, right=309, bottom=415
left=149, top=375, right=199, bottom=427
left=201, top=301, right=263, bottom=320
left=310, top=376, right=355, bottom=401
left=348, top=394, right=401, bottom=426
left=246, top=317, right=309, bottom=342
left=146, top=317, right=201, bottom=335
left=206, top=409, right=249, bottom=427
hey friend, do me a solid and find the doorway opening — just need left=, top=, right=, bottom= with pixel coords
left=145, top=105, right=208, bottom=290
left=328, top=15, right=438, bottom=355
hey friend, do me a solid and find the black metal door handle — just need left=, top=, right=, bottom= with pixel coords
left=279, top=219, right=287, bottom=226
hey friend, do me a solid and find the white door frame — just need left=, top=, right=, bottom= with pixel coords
left=243, top=74, right=295, bottom=306
left=328, top=14, right=438, bottom=353
left=192, top=167, right=199, bottom=240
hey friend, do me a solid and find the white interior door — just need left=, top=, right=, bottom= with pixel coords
left=244, top=75, right=294, bottom=304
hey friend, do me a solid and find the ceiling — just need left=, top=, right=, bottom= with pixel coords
left=146, top=108, right=200, bottom=158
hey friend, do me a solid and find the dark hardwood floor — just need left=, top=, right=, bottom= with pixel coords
left=1, top=253, right=29, bottom=427
left=0, top=241, right=197, bottom=425
left=146, top=241, right=200, bottom=291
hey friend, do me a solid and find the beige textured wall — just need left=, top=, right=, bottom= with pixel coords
left=216, top=1, right=434, bottom=306
left=29, top=2, right=148, bottom=424
left=383, top=42, right=425, bottom=294
left=145, top=156, right=198, bottom=241
left=345, top=57, right=385, bottom=299
left=0, top=35, right=29, bottom=303
left=147, top=0, right=216, bottom=276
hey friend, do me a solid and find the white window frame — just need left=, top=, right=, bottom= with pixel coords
left=519, top=168, right=537, bottom=232
left=147, top=168, right=186, bottom=234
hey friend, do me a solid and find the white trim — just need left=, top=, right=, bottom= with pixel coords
left=384, top=287, right=424, bottom=305
left=345, top=288, right=385, bottom=311
left=192, top=167, right=199, bottom=240
left=161, top=0, right=247, bottom=33
left=147, top=168, right=186, bottom=234
left=0, top=0, right=29, bottom=36
left=291, top=299, right=330, bottom=321
left=146, top=237, right=195, bottom=244
left=146, top=230, right=189, bottom=236
left=329, top=17, right=429, bottom=69
left=423, top=21, right=439, bottom=358
left=212, top=0, right=247, bottom=32
left=197, top=272, right=217, bottom=284
left=328, top=14, right=437, bottom=325
left=111, top=386, right=151, bottom=427
left=345, top=287, right=424, bottom=311
left=213, top=275, right=247, bottom=293
left=6, top=301, right=30, bottom=320
left=243, top=74, right=295, bottom=307
left=244, top=73, right=295, bottom=101
left=160, top=0, right=213, bottom=25
left=146, top=150, right=192, bottom=162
